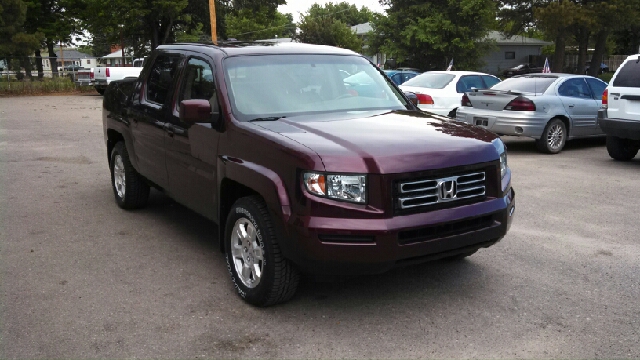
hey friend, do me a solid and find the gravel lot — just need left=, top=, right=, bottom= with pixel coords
left=1, top=95, right=639, bottom=358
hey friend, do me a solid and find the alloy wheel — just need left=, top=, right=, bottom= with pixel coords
left=230, top=218, right=264, bottom=288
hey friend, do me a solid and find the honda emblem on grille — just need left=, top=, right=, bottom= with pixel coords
left=438, top=179, right=457, bottom=200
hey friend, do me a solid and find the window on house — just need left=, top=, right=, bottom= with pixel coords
left=87, top=60, right=91, bottom=64
left=505, top=52, right=515, bottom=60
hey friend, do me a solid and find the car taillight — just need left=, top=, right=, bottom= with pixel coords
left=504, top=96, right=536, bottom=111
left=602, top=89, right=608, bottom=108
left=416, top=93, right=434, bottom=105
left=106, top=68, right=110, bottom=77
left=90, top=70, right=94, bottom=80
left=461, top=94, right=472, bottom=107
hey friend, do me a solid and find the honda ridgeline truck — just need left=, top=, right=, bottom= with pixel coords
left=102, top=42, right=516, bottom=306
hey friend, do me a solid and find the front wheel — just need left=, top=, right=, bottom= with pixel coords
left=225, top=196, right=300, bottom=306
left=536, top=118, right=567, bottom=154
left=606, top=136, right=639, bottom=161
left=110, top=142, right=150, bottom=209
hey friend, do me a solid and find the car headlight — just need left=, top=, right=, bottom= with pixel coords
left=303, top=172, right=366, bottom=203
left=493, top=138, right=509, bottom=179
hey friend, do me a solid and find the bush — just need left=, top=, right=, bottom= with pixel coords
left=0, top=77, right=93, bottom=95
left=598, top=72, right=614, bottom=84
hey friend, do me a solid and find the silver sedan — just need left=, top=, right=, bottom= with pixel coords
left=456, top=74, right=608, bottom=153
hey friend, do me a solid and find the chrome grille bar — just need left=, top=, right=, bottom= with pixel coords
left=397, top=171, right=486, bottom=210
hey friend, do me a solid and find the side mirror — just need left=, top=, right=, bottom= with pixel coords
left=180, top=99, right=212, bottom=125
left=404, top=91, right=419, bottom=106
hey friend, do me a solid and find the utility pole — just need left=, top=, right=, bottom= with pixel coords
left=209, top=0, right=217, bottom=44
left=59, top=41, right=64, bottom=73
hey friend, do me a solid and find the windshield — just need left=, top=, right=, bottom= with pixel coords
left=401, top=72, right=455, bottom=89
left=223, top=54, right=408, bottom=121
left=492, top=77, right=556, bottom=94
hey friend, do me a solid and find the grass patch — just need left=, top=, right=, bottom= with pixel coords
left=0, top=77, right=94, bottom=95
left=598, top=72, right=614, bottom=83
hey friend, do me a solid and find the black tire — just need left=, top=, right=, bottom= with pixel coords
left=443, top=250, right=477, bottom=261
left=110, top=142, right=150, bottom=209
left=536, top=118, right=567, bottom=154
left=606, top=136, right=639, bottom=161
left=448, top=108, right=458, bottom=119
left=225, top=196, right=300, bottom=306
left=95, top=86, right=105, bottom=95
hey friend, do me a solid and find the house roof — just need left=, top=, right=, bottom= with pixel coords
left=54, top=49, right=94, bottom=59
left=487, top=31, right=552, bottom=46
left=351, top=22, right=373, bottom=36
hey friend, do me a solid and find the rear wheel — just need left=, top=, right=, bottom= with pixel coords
left=225, top=196, right=300, bottom=306
left=536, top=118, right=567, bottom=154
left=606, top=136, right=639, bottom=161
left=95, top=86, right=105, bottom=95
left=448, top=108, right=458, bottom=119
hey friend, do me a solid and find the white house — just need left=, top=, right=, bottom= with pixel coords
left=99, top=49, right=137, bottom=66
left=481, top=31, right=552, bottom=75
left=41, top=49, right=96, bottom=71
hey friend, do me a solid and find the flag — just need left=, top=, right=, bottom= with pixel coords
left=446, top=58, right=454, bottom=71
left=542, top=58, right=551, bottom=73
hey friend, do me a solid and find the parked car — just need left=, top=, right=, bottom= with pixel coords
left=503, top=64, right=543, bottom=78
left=72, top=68, right=94, bottom=86
left=598, top=54, right=640, bottom=160
left=584, top=61, right=609, bottom=74
left=456, top=73, right=608, bottom=153
left=64, top=64, right=84, bottom=71
left=102, top=42, right=515, bottom=306
left=399, top=71, right=501, bottom=118
left=384, top=69, right=420, bottom=85
left=93, top=58, right=146, bottom=95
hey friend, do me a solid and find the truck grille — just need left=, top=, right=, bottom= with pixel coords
left=396, top=172, right=486, bottom=211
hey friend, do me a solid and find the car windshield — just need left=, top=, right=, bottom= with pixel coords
left=401, top=73, right=455, bottom=89
left=492, top=77, right=556, bottom=94
left=223, top=54, right=408, bottom=121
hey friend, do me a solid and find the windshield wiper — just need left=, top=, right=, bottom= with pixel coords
left=248, top=116, right=286, bottom=122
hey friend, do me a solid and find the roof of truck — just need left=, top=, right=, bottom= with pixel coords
left=158, top=41, right=358, bottom=57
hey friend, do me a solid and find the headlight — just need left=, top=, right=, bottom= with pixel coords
left=493, top=138, right=509, bottom=179
left=303, top=172, right=367, bottom=203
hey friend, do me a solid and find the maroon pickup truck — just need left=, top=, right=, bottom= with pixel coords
left=102, top=42, right=515, bottom=306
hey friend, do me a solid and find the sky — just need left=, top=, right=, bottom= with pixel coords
left=278, top=0, right=387, bottom=22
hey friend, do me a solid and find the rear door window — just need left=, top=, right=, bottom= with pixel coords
left=612, top=60, right=640, bottom=88
left=456, top=75, right=485, bottom=93
left=586, top=78, right=607, bottom=100
left=146, top=53, right=183, bottom=105
left=482, top=75, right=501, bottom=88
left=558, top=78, right=592, bottom=99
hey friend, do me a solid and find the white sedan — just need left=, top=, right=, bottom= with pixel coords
left=399, top=71, right=501, bottom=117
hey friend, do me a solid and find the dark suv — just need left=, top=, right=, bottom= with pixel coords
left=102, top=42, right=515, bottom=306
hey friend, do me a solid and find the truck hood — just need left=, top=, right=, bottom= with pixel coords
left=255, top=110, right=501, bottom=174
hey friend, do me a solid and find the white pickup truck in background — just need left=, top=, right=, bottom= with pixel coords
left=93, top=58, right=145, bottom=95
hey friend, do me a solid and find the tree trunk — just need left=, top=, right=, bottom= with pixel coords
left=47, top=40, right=59, bottom=78
left=161, top=17, right=174, bottom=45
left=576, top=27, right=589, bottom=75
left=151, top=21, right=159, bottom=50
left=21, top=57, right=33, bottom=79
left=588, top=30, right=608, bottom=77
left=35, top=49, right=44, bottom=79
left=552, top=31, right=566, bottom=73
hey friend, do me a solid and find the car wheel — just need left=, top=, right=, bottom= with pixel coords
left=536, top=118, right=567, bottom=154
left=95, top=86, right=105, bottom=95
left=110, top=142, right=150, bottom=209
left=225, top=196, right=300, bottom=306
left=448, top=108, right=458, bottom=119
left=606, top=136, right=639, bottom=161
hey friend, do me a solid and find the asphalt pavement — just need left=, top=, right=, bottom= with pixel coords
left=1, top=95, right=639, bottom=358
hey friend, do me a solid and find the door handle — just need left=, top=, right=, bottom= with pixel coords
left=568, top=104, right=575, bottom=108
left=163, top=123, right=185, bottom=136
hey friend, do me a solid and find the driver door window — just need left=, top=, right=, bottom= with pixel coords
left=182, top=58, right=217, bottom=108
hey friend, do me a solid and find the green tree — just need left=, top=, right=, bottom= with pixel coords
left=0, top=0, right=44, bottom=77
left=225, top=7, right=294, bottom=40
left=296, top=2, right=374, bottom=52
left=371, top=0, right=496, bottom=71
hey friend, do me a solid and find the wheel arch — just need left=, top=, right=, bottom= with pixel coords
left=217, top=159, right=292, bottom=254
left=106, top=129, right=124, bottom=166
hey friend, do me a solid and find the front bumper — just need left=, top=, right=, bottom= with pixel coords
left=456, top=108, right=549, bottom=138
left=598, top=109, right=640, bottom=140
left=282, top=187, right=515, bottom=275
